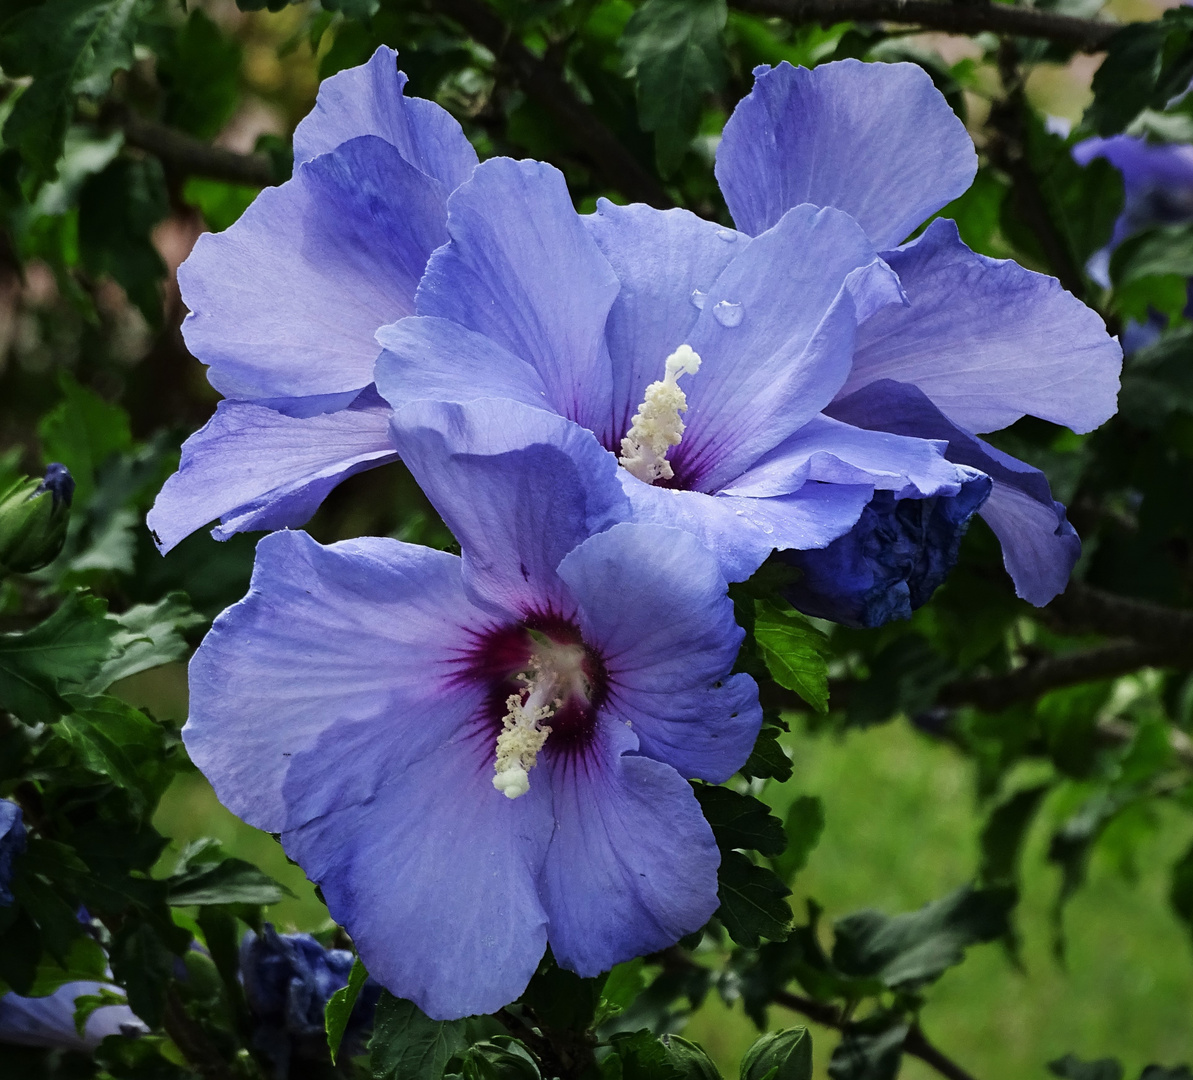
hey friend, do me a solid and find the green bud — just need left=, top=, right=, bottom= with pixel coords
left=661, top=1034, right=723, bottom=1080
left=0, top=464, right=74, bottom=576
left=740, top=1028, right=812, bottom=1080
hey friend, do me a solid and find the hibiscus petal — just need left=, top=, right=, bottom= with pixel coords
left=828, top=380, right=1081, bottom=605
left=390, top=399, right=630, bottom=617
left=583, top=200, right=748, bottom=443
left=179, top=135, right=448, bottom=402
left=842, top=219, right=1122, bottom=434
left=374, top=316, right=552, bottom=413
left=621, top=475, right=873, bottom=583
left=540, top=721, right=719, bottom=977
left=185, top=530, right=488, bottom=834
left=675, top=205, right=903, bottom=492
left=284, top=729, right=552, bottom=1020
left=416, top=159, right=620, bottom=443
left=147, top=398, right=398, bottom=554
left=557, top=523, right=761, bottom=782
left=715, top=60, right=976, bottom=248
left=292, top=47, right=478, bottom=192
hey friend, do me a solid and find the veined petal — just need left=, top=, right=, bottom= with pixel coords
left=185, top=530, right=489, bottom=834
left=540, top=721, right=719, bottom=977
left=723, top=414, right=967, bottom=500
left=621, top=474, right=872, bottom=583
left=416, top=159, right=620, bottom=443
left=674, top=205, right=903, bottom=492
left=147, top=397, right=398, bottom=554
left=293, top=46, right=478, bottom=191
left=180, top=136, right=448, bottom=402
left=842, top=219, right=1122, bottom=434
left=390, top=399, right=630, bottom=617
left=284, top=729, right=552, bottom=1020
left=583, top=200, right=748, bottom=443
left=828, top=380, right=1081, bottom=605
left=716, top=60, right=976, bottom=248
left=375, top=316, right=552, bottom=414
left=558, top=523, right=761, bottom=782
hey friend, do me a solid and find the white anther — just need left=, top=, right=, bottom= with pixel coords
left=618, top=345, right=702, bottom=484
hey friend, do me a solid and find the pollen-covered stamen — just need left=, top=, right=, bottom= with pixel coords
left=492, top=638, right=589, bottom=799
left=618, top=344, right=702, bottom=484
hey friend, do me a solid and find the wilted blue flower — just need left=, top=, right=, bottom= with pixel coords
left=185, top=399, right=760, bottom=1019
left=783, top=474, right=992, bottom=629
left=148, top=47, right=478, bottom=553
left=0, top=980, right=146, bottom=1052
left=712, top=60, right=1121, bottom=607
left=0, top=800, right=26, bottom=906
left=240, top=924, right=380, bottom=1073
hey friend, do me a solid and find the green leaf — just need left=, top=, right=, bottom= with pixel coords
left=740, top=1028, right=812, bottom=1080
left=660, top=1035, right=721, bottom=1080
left=327, top=957, right=369, bottom=1063
left=771, top=796, right=825, bottom=886
left=1048, top=1054, right=1124, bottom=1080
left=452, top=1038, right=542, bottom=1080
left=979, top=782, right=1050, bottom=887
left=594, top=958, right=650, bottom=1027
left=753, top=600, right=830, bottom=713
left=0, top=933, right=108, bottom=998
left=1140, top=1068, right=1193, bottom=1080
left=694, top=786, right=786, bottom=857
left=108, top=920, right=180, bottom=1029
left=1111, top=224, right=1193, bottom=288
left=83, top=592, right=203, bottom=693
left=78, top=157, right=169, bottom=325
left=370, top=991, right=472, bottom=1080
left=71, top=986, right=126, bottom=1036
left=716, top=851, right=791, bottom=948
left=1170, top=837, right=1193, bottom=934
left=605, top=1030, right=686, bottom=1080
left=37, top=375, right=132, bottom=509
left=166, top=839, right=292, bottom=906
left=0, top=592, right=117, bottom=723
left=739, top=722, right=792, bottom=783
left=0, top=0, right=149, bottom=177
left=830, top=884, right=1014, bottom=990
left=57, top=693, right=169, bottom=811
left=157, top=10, right=242, bottom=139
left=827, top=1018, right=908, bottom=1080
left=620, top=0, right=727, bottom=175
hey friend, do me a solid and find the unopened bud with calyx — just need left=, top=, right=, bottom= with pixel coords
left=0, top=464, right=75, bottom=576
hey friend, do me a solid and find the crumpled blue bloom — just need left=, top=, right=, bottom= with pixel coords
left=0, top=980, right=146, bottom=1052
left=783, top=472, right=992, bottom=628
left=147, top=46, right=478, bottom=553
left=240, top=924, right=380, bottom=1074
left=1074, top=133, right=1193, bottom=352
left=0, top=799, right=26, bottom=906
left=185, top=398, right=761, bottom=1019
left=711, top=59, right=1121, bottom=607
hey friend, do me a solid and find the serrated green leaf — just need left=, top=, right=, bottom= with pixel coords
left=827, top=1017, right=908, bottom=1080
left=772, top=796, right=824, bottom=886
left=716, top=851, right=791, bottom=948
left=831, top=884, right=1014, bottom=990
left=620, top=0, right=727, bottom=175
left=753, top=601, right=829, bottom=713
left=594, top=958, right=649, bottom=1027
left=979, top=782, right=1050, bottom=887
left=84, top=592, right=203, bottom=693
left=0, top=592, right=117, bottom=723
left=327, top=957, right=369, bottom=1063
left=606, top=1030, right=686, bottom=1080
left=37, top=376, right=132, bottom=509
left=166, top=838, right=292, bottom=906
left=370, top=992, right=472, bottom=1080
left=695, top=786, right=786, bottom=857
left=741, top=1028, right=812, bottom=1080
left=739, top=722, right=792, bottom=783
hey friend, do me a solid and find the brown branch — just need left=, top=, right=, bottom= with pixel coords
left=733, top=0, right=1120, bottom=52
left=1047, top=581, right=1193, bottom=653
left=429, top=0, right=672, bottom=208
left=109, top=106, right=276, bottom=188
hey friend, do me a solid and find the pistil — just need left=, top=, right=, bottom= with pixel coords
left=618, top=345, right=702, bottom=484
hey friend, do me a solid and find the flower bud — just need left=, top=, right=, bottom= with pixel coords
left=0, top=464, right=75, bottom=576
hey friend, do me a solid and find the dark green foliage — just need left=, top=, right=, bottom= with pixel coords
left=327, top=958, right=370, bottom=1063
left=1049, top=1055, right=1125, bottom=1080
left=695, top=785, right=787, bottom=858
left=753, top=601, right=830, bottom=714
left=827, top=1018, right=908, bottom=1080
left=715, top=851, right=791, bottom=948
left=740, top=1028, right=812, bottom=1080
left=370, top=993, right=475, bottom=1080
left=771, top=796, right=824, bottom=886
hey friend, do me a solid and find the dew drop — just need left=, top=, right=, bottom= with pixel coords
left=690, top=289, right=707, bottom=310
left=713, top=300, right=743, bottom=327
left=716, top=228, right=738, bottom=242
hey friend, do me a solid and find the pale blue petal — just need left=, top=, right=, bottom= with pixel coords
left=716, top=60, right=976, bottom=248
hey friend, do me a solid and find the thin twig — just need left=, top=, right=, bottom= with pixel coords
left=109, top=106, right=276, bottom=188
left=733, top=0, right=1120, bottom=52
left=430, top=0, right=673, bottom=208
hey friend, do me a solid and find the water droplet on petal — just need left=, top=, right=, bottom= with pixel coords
left=690, top=289, right=707, bottom=310
left=716, top=229, right=738, bottom=242
left=713, top=300, right=743, bottom=327
left=735, top=509, right=745, bottom=516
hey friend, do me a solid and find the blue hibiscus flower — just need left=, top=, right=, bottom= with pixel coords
left=0, top=800, right=26, bottom=907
